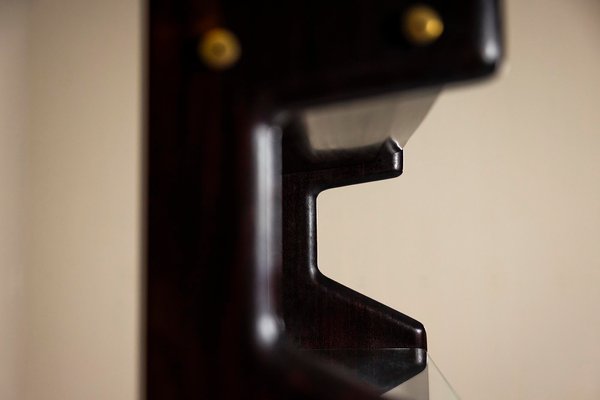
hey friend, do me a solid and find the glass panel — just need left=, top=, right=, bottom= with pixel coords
left=307, top=349, right=459, bottom=400
left=303, top=89, right=440, bottom=151
left=383, top=355, right=459, bottom=400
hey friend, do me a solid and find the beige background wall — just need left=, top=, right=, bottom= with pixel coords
left=1, top=0, right=599, bottom=399
left=320, top=1, right=600, bottom=399
left=0, top=0, right=141, bottom=398
left=0, top=1, right=28, bottom=398
left=23, top=0, right=141, bottom=398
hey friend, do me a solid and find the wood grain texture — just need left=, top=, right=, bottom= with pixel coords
left=282, top=119, right=427, bottom=350
left=146, top=0, right=502, bottom=398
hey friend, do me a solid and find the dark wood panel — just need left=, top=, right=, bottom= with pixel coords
left=146, top=0, right=502, bottom=398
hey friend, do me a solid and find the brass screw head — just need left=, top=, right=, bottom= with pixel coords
left=198, top=28, right=241, bottom=70
left=403, top=5, right=444, bottom=45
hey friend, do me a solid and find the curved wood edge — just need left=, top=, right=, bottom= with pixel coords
left=282, top=117, right=427, bottom=350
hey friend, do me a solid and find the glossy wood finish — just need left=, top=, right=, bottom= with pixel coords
left=146, top=0, right=502, bottom=398
left=282, top=119, right=426, bottom=350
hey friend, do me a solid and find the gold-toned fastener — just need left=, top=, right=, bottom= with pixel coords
left=402, top=5, right=444, bottom=45
left=198, top=28, right=241, bottom=70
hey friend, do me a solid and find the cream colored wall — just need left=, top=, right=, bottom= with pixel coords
left=0, top=1, right=28, bottom=398
left=319, top=0, right=600, bottom=399
left=2, top=0, right=599, bottom=399
left=12, top=0, right=141, bottom=399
